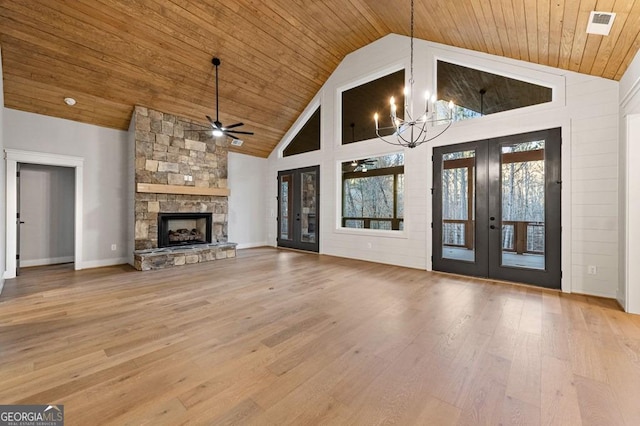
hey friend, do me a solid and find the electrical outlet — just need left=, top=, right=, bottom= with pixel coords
left=111, top=244, right=117, bottom=251
left=588, top=265, right=597, bottom=275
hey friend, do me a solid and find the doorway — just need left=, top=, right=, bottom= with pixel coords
left=4, top=149, right=84, bottom=279
left=432, top=128, right=561, bottom=289
left=18, top=163, right=76, bottom=272
left=277, top=165, right=319, bottom=252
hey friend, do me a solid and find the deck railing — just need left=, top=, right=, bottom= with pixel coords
left=342, top=217, right=403, bottom=230
left=442, top=219, right=544, bottom=254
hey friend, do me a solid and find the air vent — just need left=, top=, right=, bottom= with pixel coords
left=586, top=11, right=616, bottom=35
left=230, top=138, right=244, bottom=147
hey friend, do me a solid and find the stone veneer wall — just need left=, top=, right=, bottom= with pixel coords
left=134, top=106, right=229, bottom=250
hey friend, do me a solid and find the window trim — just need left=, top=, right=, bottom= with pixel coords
left=431, top=50, right=565, bottom=118
left=338, top=154, right=407, bottom=236
left=335, top=62, right=406, bottom=147
left=278, top=98, right=321, bottom=159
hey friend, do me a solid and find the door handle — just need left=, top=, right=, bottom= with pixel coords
left=490, top=225, right=496, bottom=230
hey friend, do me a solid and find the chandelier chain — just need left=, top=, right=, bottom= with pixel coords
left=409, top=0, right=414, bottom=86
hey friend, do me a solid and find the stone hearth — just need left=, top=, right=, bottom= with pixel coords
left=134, top=243, right=237, bottom=271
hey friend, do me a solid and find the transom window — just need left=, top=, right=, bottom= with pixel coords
left=436, top=60, right=553, bottom=122
left=283, top=107, right=321, bottom=157
left=341, top=70, right=405, bottom=144
left=342, top=153, right=404, bottom=230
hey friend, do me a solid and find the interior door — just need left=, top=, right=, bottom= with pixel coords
left=433, top=128, right=561, bottom=289
left=277, top=165, right=319, bottom=252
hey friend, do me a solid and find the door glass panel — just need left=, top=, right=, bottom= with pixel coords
left=501, top=141, right=545, bottom=270
left=300, top=171, right=317, bottom=243
left=279, top=175, right=292, bottom=241
left=442, top=150, right=476, bottom=261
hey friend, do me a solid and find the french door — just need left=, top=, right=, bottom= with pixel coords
left=432, top=128, right=561, bottom=289
left=277, top=165, right=320, bottom=252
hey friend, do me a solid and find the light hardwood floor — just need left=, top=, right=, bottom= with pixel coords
left=1, top=247, right=639, bottom=425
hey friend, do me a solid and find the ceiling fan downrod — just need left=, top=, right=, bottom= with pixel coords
left=212, top=57, right=222, bottom=128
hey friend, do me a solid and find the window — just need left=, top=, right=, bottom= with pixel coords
left=341, top=70, right=405, bottom=144
left=283, top=107, right=320, bottom=157
left=436, top=61, right=552, bottom=122
left=342, top=153, right=404, bottom=230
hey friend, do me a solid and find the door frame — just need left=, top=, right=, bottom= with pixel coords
left=4, top=149, right=84, bottom=279
left=625, top=113, right=640, bottom=314
left=486, top=128, right=562, bottom=288
left=428, top=124, right=572, bottom=293
left=277, top=165, right=320, bottom=252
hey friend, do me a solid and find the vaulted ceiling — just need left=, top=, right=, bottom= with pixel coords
left=2, top=1, right=640, bottom=157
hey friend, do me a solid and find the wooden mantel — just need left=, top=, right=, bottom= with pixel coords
left=137, top=183, right=230, bottom=197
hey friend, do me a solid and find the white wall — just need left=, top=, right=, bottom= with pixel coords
left=19, top=164, right=75, bottom=267
left=3, top=109, right=129, bottom=268
left=268, top=34, right=620, bottom=299
left=619, top=49, right=640, bottom=313
left=0, top=48, right=6, bottom=292
left=228, top=152, right=267, bottom=248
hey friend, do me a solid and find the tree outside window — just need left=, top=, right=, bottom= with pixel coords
left=342, top=153, right=404, bottom=230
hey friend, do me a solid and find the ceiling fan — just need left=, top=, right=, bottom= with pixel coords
left=198, top=57, right=254, bottom=138
left=344, top=158, right=376, bottom=172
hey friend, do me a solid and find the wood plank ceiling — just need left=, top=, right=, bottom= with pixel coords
left=1, top=1, right=640, bottom=157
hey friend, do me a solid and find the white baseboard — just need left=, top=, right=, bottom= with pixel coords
left=236, top=242, right=269, bottom=250
left=20, top=256, right=75, bottom=268
left=80, top=257, right=129, bottom=269
left=571, top=287, right=617, bottom=299
left=0, top=278, right=4, bottom=296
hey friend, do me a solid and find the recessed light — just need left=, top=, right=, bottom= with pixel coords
left=64, top=97, right=77, bottom=106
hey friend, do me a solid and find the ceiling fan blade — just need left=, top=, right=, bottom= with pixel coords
left=225, top=130, right=254, bottom=135
left=205, top=115, right=217, bottom=127
left=224, top=122, right=244, bottom=130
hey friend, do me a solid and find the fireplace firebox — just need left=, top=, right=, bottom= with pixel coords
left=157, top=212, right=213, bottom=248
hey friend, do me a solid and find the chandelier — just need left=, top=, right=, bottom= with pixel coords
left=374, top=0, right=455, bottom=148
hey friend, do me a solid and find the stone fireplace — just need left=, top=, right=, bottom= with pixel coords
left=132, top=106, right=236, bottom=270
